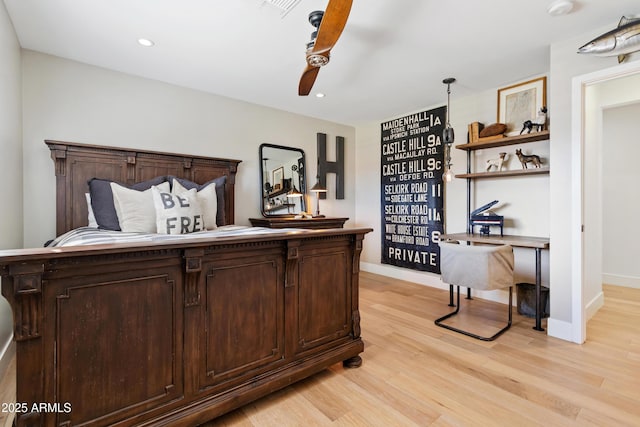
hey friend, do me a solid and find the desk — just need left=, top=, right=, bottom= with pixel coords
left=441, top=233, right=550, bottom=332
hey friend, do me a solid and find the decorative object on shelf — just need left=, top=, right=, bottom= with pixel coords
left=486, top=152, right=508, bottom=172
left=520, top=107, right=547, bottom=134
left=515, top=148, right=542, bottom=169
left=479, top=122, right=507, bottom=138
left=470, top=200, right=504, bottom=236
left=469, top=122, right=507, bottom=144
left=577, top=16, right=640, bottom=64
left=442, top=77, right=456, bottom=182
left=468, top=121, right=483, bottom=143
left=498, top=77, right=547, bottom=136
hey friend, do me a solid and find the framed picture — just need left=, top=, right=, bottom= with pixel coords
left=272, top=166, right=284, bottom=187
left=497, top=76, right=546, bottom=136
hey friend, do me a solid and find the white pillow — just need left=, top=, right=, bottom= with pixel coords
left=110, top=181, right=170, bottom=233
left=172, top=179, right=217, bottom=230
left=85, top=193, right=98, bottom=228
left=152, top=186, right=205, bottom=235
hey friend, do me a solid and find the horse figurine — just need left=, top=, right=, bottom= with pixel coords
left=520, top=107, right=547, bottom=134
left=515, top=149, right=542, bottom=169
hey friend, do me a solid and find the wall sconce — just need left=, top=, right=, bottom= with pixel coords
left=310, top=176, right=327, bottom=217
left=442, top=77, right=456, bottom=183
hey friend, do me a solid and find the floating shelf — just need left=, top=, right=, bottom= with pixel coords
left=456, top=130, right=550, bottom=151
left=455, top=167, right=549, bottom=179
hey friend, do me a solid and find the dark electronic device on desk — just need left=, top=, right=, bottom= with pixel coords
left=470, top=200, right=504, bottom=236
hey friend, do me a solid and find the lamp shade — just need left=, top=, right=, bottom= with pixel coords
left=287, top=187, right=303, bottom=198
left=310, top=180, right=327, bottom=192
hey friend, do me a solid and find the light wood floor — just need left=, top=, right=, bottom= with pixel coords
left=1, top=272, right=639, bottom=426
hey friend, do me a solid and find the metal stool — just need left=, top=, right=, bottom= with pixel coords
left=435, top=241, right=514, bottom=341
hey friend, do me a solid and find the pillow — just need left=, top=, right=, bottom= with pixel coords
left=110, top=181, right=170, bottom=233
left=172, top=179, right=217, bottom=230
left=88, top=176, right=167, bottom=230
left=85, top=193, right=98, bottom=228
left=151, top=186, right=204, bottom=235
left=171, top=176, right=227, bottom=226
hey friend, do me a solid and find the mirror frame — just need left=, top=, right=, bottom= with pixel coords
left=259, top=143, right=307, bottom=217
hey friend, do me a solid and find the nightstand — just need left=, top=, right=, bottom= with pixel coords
left=249, top=217, right=349, bottom=230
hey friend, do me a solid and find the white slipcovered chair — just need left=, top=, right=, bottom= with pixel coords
left=435, top=241, right=515, bottom=341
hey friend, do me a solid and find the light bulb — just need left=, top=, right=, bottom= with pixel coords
left=444, top=168, right=453, bottom=182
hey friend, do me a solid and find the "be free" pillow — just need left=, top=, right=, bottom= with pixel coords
left=151, top=186, right=204, bottom=235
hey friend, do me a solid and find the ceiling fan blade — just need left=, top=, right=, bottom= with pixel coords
left=299, top=65, right=321, bottom=96
left=312, top=0, right=352, bottom=55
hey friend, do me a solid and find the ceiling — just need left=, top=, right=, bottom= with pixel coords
left=4, top=0, right=639, bottom=125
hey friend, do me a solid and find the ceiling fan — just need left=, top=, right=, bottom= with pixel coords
left=298, top=0, right=353, bottom=96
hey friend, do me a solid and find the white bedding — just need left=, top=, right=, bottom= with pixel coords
left=48, top=225, right=308, bottom=247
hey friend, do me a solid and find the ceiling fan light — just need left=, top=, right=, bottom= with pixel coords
left=307, top=54, right=329, bottom=67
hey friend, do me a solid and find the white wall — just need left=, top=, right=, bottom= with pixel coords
left=602, top=102, right=640, bottom=288
left=355, top=83, right=550, bottom=301
left=0, top=5, right=22, bottom=246
left=549, top=22, right=640, bottom=341
left=355, top=17, right=640, bottom=343
left=21, top=50, right=356, bottom=247
left=0, top=0, right=21, bottom=374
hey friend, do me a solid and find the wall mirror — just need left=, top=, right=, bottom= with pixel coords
left=259, top=143, right=307, bottom=217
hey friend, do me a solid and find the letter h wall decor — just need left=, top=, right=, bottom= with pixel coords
left=316, top=132, right=345, bottom=200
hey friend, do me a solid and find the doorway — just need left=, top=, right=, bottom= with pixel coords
left=572, top=61, right=640, bottom=343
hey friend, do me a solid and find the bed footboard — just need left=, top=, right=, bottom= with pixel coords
left=0, top=229, right=370, bottom=426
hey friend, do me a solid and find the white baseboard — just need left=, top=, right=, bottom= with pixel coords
left=547, top=318, right=581, bottom=343
left=585, top=290, right=605, bottom=321
left=360, top=262, right=513, bottom=305
left=361, top=262, right=446, bottom=290
left=602, top=273, right=640, bottom=289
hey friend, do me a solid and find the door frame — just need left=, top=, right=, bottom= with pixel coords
left=571, top=59, right=640, bottom=343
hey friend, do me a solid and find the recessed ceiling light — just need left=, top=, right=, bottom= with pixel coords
left=315, top=93, right=325, bottom=98
left=137, top=38, right=155, bottom=47
left=547, top=0, right=574, bottom=16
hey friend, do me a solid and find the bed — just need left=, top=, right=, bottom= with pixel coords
left=0, top=141, right=371, bottom=427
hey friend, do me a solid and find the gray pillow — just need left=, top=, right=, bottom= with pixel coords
left=171, top=176, right=227, bottom=226
left=88, top=176, right=168, bottom=231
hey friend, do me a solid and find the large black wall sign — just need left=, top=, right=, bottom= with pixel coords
left=380, top=106, right=446, bottom=273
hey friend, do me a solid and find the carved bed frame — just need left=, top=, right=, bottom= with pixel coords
left=0, top=141, right=371, bottom=426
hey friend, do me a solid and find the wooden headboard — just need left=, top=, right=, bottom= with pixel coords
left=46, top=140, right=242, bottom=236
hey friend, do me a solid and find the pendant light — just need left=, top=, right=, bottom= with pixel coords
left=442, top=77, right=456, bottom=183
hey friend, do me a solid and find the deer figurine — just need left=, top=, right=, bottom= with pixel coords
left=515, top=149, right=542, bottom=169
